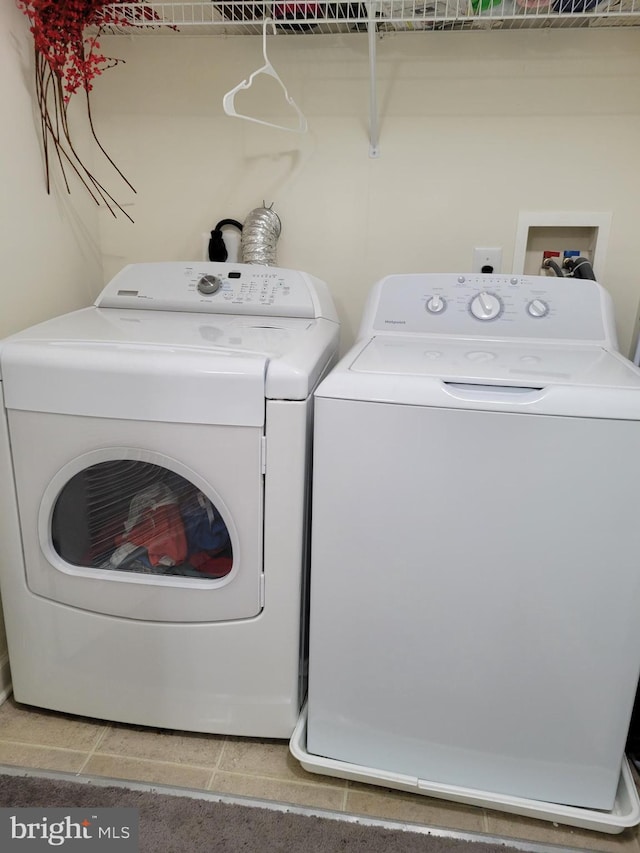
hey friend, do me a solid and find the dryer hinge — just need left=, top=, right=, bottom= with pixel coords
left=261, top=436, right=267, bottom=475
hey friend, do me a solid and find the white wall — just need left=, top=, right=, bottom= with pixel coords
left=93, top=27, right=640, bottom=354
left=0, top=3, right=104, bottom=696
left=0, top=3, right=104, bottom=337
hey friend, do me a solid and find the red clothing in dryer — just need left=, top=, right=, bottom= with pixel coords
left=189, top=551, right=233, bottom=578
left=117, top=501, right=187, bottom=567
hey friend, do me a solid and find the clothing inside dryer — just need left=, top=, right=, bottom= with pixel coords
left=51, top=460, right=233, bottom=579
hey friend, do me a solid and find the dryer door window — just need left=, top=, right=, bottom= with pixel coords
left=9, top=411, right=264, bottom=622
left=51, top=460, right=233, bottom=581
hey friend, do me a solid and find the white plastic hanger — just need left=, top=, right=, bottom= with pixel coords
left=222, top=19, right=308, bottom=134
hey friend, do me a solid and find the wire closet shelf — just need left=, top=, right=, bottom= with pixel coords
left=103, top=0, right=640, bottom=34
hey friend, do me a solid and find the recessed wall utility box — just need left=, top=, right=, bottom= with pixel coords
left=513, top=212, right=611, bottom=279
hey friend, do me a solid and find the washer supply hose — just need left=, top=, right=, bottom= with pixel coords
left=241, top=205, right=282, bottom=265
left=563, top=256, right=597, bottom=280
left=543, top=258, right=565, bottom=277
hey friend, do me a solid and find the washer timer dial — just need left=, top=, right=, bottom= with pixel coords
left=469, top=291, right=502, bottom=321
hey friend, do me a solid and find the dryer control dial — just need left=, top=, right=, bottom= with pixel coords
left=197, top=274, right=222, bottom=295
left=470, top=291, right=502, bottom=321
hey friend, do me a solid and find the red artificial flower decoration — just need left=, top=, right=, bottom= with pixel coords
left=17, top=1, right=160, bottom=220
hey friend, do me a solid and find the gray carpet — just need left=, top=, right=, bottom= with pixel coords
left=0, top=770, right=566, bottom=853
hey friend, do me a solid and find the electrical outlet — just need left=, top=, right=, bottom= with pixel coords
left=472, top=247, right=502, bottom=274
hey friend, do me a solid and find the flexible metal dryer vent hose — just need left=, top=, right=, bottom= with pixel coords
left=241, top=204, right=282, bottom=266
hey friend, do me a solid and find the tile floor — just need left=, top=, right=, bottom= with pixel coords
left=0, top=695, right=639, bottom=852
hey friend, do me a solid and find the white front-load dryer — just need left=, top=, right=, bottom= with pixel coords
left=0, top=262, right=339, bottom=737
left=300, top=272, right=640, bottom=815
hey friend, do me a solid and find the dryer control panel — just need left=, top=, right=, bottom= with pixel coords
left=362, top=273, right=617, bottom=346
left=96, top=262, right=338, bottom=322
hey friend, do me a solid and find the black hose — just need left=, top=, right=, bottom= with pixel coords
left=543, top=259, right=564, bottom=277
left=563, top=256, right=597, bottom=280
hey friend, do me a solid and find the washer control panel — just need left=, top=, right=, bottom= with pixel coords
left=367, top=273, right=613, bottom=344
left=95, top=262, right=335, bottom=320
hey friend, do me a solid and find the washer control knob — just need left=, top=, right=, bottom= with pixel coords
left=470, top=291, right=502, bottom=320
left=197, top=274, right=222, bottom=295
left=457, top=275, right=466, bottom=284
left=426, top=295, right=446, bottom=314
left=510, top=277, right=519, bottom=285
left=527, top=299, right=549, bottom=318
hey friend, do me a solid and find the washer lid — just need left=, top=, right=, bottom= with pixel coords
left=317, top=336, right=640, bottom=419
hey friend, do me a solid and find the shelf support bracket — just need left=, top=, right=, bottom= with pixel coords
left=368, top=3, right=380, bottom=158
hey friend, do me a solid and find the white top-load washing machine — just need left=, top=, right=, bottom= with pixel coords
left=0, top=262, right=339, bottom=737
left=298, top=273, right=640, bottom=824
